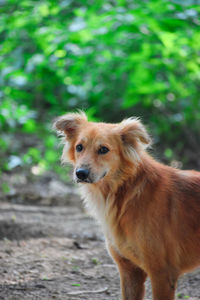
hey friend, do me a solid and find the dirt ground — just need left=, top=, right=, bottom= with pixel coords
left=0, top=171, right=200, bottom=300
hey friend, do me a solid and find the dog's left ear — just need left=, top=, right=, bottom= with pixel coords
left=53, top=111, right=87, bottom=138
left=119, top=117, right=151, bottom=150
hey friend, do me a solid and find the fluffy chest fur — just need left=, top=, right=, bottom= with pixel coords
left=79, top=184, right=121, bottom=247
left=79, top=183, right=144, bottom=266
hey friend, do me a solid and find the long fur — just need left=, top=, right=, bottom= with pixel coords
left=54, top=112, right=200, bottom=300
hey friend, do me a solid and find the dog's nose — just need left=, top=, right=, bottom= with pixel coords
left=76, top=168, right=89, bottom=181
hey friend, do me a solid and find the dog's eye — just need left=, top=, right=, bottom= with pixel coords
left=98, top=146, right=109, bottom=155
left=76, top=144, right=83, bottom=152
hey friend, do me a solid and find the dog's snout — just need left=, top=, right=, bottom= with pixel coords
left=76, top=168, right=89, bottom=181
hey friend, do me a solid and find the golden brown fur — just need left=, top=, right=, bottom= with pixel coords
left=54, top=112, right=200, bottom=300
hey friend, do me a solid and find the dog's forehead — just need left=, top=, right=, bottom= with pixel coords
left=78, top=122, right=116, bottom=145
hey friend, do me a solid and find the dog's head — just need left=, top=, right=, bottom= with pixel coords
left=54, top=112, right=151, bottom=184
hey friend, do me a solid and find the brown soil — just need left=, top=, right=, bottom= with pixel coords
left=0, top=172, right=199, bottom=299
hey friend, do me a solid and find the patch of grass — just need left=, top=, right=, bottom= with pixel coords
left=177, top=293, right=190, bottom=299
left=1, top=183, right=10, bottom=194
left=91, top=257, right=100, bottom=265
left=71, top=283, right=81, bottom=287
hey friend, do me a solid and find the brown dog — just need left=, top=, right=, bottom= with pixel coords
left=54, top=112, right=200, bottom=300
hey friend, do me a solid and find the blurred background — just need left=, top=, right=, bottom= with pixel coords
left=0, top=0, right=200, bottom=193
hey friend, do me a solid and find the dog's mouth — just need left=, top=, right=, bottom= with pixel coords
left=100, top=171, right=107, bottom=180
left=76, top=177, right=93, bottom=184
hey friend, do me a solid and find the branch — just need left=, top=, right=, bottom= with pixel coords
left=67, top=287, right=108, bottom=296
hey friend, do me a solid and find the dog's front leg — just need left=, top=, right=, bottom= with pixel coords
left=150, top=270, right=178, bottom=300
left=108, top=244, right=147, bottom=300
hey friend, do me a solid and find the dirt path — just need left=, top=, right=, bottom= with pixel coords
left=0, top=172, right=200, bottom=299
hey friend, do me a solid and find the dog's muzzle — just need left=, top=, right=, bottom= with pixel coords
left=75, top=167, right=107, bottom=183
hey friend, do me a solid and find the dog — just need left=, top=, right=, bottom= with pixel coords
left=54, top=112, right=200, bottom=300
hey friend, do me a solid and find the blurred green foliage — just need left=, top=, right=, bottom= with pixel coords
left=0, top=0, right=200, bottom=177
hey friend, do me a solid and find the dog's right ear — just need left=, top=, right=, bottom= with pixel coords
left=53, top=112, right=87, bottom=138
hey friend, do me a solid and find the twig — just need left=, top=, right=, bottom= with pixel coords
left=67, top=287, right=108, bottom=295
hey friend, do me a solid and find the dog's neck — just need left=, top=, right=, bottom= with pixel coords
left=79, top=153, right=162, bottom=244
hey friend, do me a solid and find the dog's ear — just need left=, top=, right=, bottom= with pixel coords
left=119, top=117, right=151, bottom=150
left=53, top=111, right=87, bottom=138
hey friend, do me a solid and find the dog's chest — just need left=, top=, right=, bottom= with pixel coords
left=80, top=185, right=145, bottom=266
left=80, top=185, right=119, bottom=244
